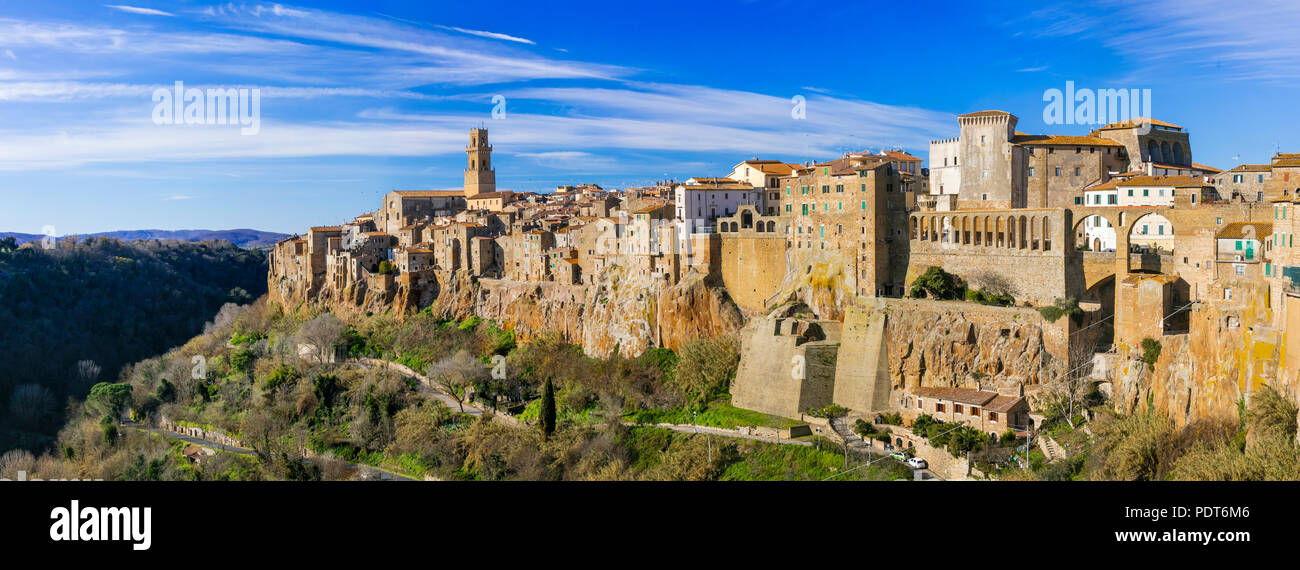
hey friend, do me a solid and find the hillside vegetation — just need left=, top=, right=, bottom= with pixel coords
left=1, top=300, right=910, bottom=481
left=0, top=237, right=267, bottom=452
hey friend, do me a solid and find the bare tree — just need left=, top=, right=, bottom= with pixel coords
left=426, top=350, right=489, bottom=413
left=294, top=314, right=346, bottom=364
left=1048, top=365, right=1093, bottom=429
left=9, top=384, right=54, bottom=427
left=968, top=271, right=1017, bottom=298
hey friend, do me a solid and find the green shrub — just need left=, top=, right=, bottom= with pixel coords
left=909, top=266, right=963, bottom=300
left=853, top=418, right=877, bottom=437
left=230, top=349, right=254, bottom=373
left=966, top=288, right=1014, bottom=306
left=807, top=403, right=848, bottom=419
left=1140, top=338, right=1162, bottom=371
left=1039, top=297, right=1083, bottom=323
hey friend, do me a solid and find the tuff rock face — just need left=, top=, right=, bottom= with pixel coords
left=1108, top=281, right=1291, bottom=429
left=881, top=301, right=1062, bottom=395
left=270, top=265, right=744, bottom=359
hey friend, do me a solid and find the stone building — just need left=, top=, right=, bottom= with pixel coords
left=905, top=386, right=1031, bottom=437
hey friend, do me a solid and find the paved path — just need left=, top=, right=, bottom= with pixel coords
left=344, top=358, right=519, bottom=427
left=122, top=421, right=419, bottom=481
left=642, top=423, right=812, bottom=446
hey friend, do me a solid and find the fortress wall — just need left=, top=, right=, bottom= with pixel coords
left=720, top=233, right=789, bottom=313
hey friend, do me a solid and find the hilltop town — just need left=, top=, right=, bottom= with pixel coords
left=269, top=115, right=1300, bottom=477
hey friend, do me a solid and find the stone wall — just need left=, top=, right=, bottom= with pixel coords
left=730, top=298, right=1069, bottom=419
left=719, top=228, right=788, bottom=313
left=906, top=209, right=1073, bottom=306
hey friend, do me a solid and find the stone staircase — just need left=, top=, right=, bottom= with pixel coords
left=1038, top=435, right=1067, bottom=463
left=829, top=417, right=872, bottom=451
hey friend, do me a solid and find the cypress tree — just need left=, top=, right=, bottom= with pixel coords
left=540, top=378, right=556, bottom=439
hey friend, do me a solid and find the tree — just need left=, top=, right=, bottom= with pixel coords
left=1048, top=368, right=1092, bottom=429
left=425, top=350, right=488, bottom=413
left=8, top=384, right=54, bottom=428
left=295, top=313, right=346, bottom=363
left=909, top=266, right=962, bottom=300
left=672, top=335, right=740, bottom=407
left=540, top=377, right=556, bottom=440
left=86, top=382, right=133, bottom=420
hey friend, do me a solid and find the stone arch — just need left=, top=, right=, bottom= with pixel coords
left=1018, top=215, right=1028, bottom=249
left=766, top=220, right=776, bottom=233
left=719, top=222, right=728, bottom=232
left=1042, top=216, right=1052, bottom=250
left=741, top=209, right=753, bottom=229
left=1127, top=212, right=1176, bottom=273
left=754, top=221, right=763, bottom=232
left=961, top=216, right=970, bottom=244
left=1172, top=143, right=1185, bottom=165
left=1006, top=215, right=1016, bottom=248
left=729, top=222, right=739, bottom=233
left=1161, top=142, right=1172, bottom=164
left=1148, top=140, right=1161, bottom=163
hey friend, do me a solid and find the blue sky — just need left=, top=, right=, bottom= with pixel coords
left=2, top=0, right=1299, bottom=234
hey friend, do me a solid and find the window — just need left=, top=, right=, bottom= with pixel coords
left=1259, top=174, right=1265, bottom=183
left=1234, top=174, right=1243, bottom=183
left=988, top=412, right=998, bottom=422
left=954, top=404, right=963, bottom=414
left=1143, top=189, right=1150, bottom=197
left=936, top=403, right=946, bottom=413
left=1054, top=167, right=1061, bottom=176
left=1074, top=167, right=1081, bottom=176
left=1074, top=197, right=1083, bottom=205
left=1029, top=167, right=1035, bottom=177
left=970, top=407, right=979, bottom=417
left=822, top=185, right=830, bottom=194
left=1235, top=264, right=1245, bottom=276
left=860, top=183, right=866, bottom=192
left=917, top=399, right=923, bottom=410
left=836, top=184, right=844, bottom=193
left=1109, top=194, right=1117, bottom=205
left=1128, top=189, right=1134, bottom=196
left=861, top=200, right=867, bottom=210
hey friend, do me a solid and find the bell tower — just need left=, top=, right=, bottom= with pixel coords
left=464, top=128, right=496, bottom=197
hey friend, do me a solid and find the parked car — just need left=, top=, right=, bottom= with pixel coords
left=889, top=451, right=907, bottom=461
left=906, top=457, right=928, bottom=469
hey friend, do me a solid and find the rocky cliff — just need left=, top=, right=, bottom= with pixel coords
left=880, top=299, right=1067, bottom=395
left=270, top=265, right=744, bottom=359
left=1108, top=279, right=1292, bottom=428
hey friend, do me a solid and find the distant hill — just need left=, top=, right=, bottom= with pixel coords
left=0, top=228, right=290, bottom=247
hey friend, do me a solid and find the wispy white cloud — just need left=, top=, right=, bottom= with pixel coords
left=0, top=81, right=440, bottom=101
left=1021, top=0, right=1300, bottom=81
left=104, top=5, right=174, bottom=17
left=436, top=25, right=535, bottom=45
left=162, top=194, right=193, bottom=200
left=1016, top=65, right=1049, bottom=73
left=3, top=49, right=14, bottom=60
